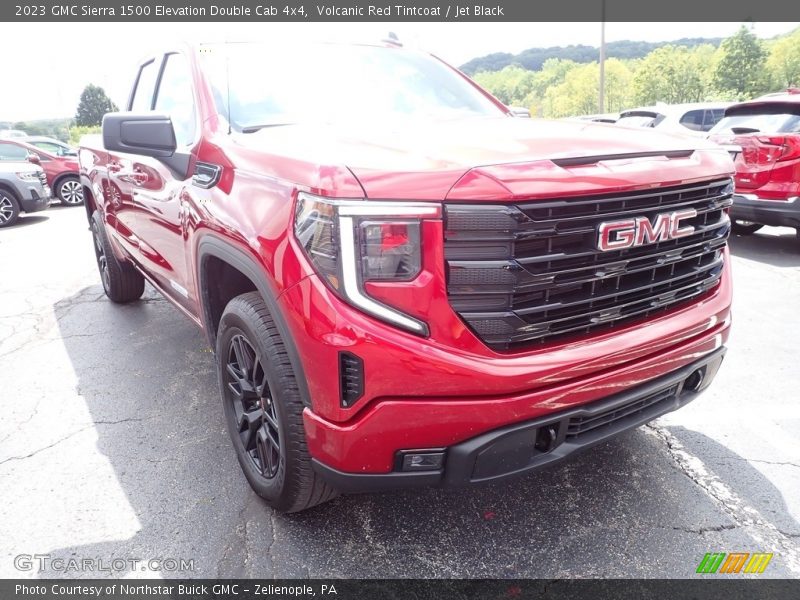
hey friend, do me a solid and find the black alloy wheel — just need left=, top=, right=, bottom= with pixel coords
left=224, top=333, right=283, bottom=479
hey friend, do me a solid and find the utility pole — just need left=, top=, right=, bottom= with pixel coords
left=599, top=0, right=606, bottom=114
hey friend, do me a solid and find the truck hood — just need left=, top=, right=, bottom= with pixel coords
left=232, top=117, right=730, bottom=200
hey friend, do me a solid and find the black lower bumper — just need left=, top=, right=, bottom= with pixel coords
left=731, top=194, right=800, bottom=228
left=312, top=347, right=726, bottom=492
left=19, top=190, right=51, bottom=214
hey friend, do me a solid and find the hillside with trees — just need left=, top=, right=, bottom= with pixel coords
left=467, top=26, right=800, bottom=118
left=460, top=38, right=724, bottom=75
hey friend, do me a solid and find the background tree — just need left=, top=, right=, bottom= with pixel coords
left=75, top=84, right=119, bottom=127
left=713, top=26, right=769, bottom=99
left=632, top=45, right=713, bottom=105
left=766, top=28, right=800, bottom=88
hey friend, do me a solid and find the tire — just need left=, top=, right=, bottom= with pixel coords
left=0, top=188, right=20, bottom=228
left=90, top=211, right=145, bottom=303
left=57, top=176, right=84, bottom=206
left=731, top=220, right=763, bottom=235
left=217, top=292, right=337, bottom=513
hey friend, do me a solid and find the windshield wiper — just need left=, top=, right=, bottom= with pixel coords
left=240, top=123, right=295, bottom=133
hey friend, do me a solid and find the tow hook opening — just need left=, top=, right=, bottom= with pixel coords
left=534, top=424, right=559, bottom=453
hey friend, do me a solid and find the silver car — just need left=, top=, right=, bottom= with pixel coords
left=0, top=161, right=51, bottom=228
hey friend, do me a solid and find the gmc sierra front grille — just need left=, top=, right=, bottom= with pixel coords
left=444, top=178, right=732, bottom=350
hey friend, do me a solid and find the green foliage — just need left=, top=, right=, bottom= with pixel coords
left=7, top=118, right=72, bottom=141
left=632, top=45, right=714, bottom=105
left=467, top=26, right=800, bottom=120
left=69, top=125, right=101, bottom=146
left=473, top=66, right=537, bottom=106
left=713, top=26, right=769, bottom=99
left=75, top=84, right=119, bottom=127
left=767, top=28, right=800, bottom=88
left=541, top=60, right=633, bottom=117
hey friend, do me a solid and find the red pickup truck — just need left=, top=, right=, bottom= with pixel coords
left=79, top=42, right=734, bottom=512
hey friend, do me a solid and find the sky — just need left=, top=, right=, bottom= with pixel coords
left=1, top=21, right=797, bottom=122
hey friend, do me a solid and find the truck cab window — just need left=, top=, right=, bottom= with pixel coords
left=154, top=53, right=196, bottom=147
left=130, top=60, right=158, bottom=112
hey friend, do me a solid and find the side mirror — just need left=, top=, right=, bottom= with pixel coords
left=26, top=153, right=41, bottom=165
left=102, top=112, right=190, bottom=178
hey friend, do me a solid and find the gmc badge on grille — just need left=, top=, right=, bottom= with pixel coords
left=597, top=209, right=698, bottom=252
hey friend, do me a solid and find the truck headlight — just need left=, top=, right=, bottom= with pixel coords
left=294, top=192, right=439, bottom=336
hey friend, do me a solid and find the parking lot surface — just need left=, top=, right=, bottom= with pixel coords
left=1, top=206, right=799, bottom=578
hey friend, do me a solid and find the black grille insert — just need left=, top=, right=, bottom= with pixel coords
left=566, top=384, right=679, bottom=441
left=444, top=178, right=731, bottom=349
left=339, top=352, right=364, bottom=408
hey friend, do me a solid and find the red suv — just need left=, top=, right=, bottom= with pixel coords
left=0, top=139, right=82, bottom=206
left=79, top=42, right=733, bottom=512
left=709, top=90, right=800, bottom=239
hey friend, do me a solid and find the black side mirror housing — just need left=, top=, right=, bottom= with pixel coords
left=102, top=112, right=191, bottom=178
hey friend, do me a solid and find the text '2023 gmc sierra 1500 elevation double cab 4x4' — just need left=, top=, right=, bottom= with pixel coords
left=79, top=41, right=734, bottom=512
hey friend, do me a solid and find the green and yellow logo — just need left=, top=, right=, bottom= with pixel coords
left=696, top=552, right=773, bottom=574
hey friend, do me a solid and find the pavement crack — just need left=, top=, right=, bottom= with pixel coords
left=0, top=397, right=43, bottom=444
left=265, top=508, right=278, bottom=574
left=671, top=524, right=738, bottom=535
left=0, top=425, right=92, bottom=466
left=647, top=423, right=800, bottom=575
left=0, top=416, right=155, bottom=466
left=733, top=457, right=800, bottom=469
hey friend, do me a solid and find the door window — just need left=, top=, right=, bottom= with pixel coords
left=0, top=142, right=29, bottom=161
left=130, top=59, right=159, bottom=112
left=154, top=53, right=197, bottom=147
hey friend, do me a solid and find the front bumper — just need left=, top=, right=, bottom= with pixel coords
left=19, top=187, right=51, bottom=214
left=731, top=194, right=800, bottom=228
left=313, top=347, right=726, bottom=491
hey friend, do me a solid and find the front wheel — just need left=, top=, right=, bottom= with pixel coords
left=57, top=176, right=84, bottom=206
left=0, top=189, right=20, bottom=228
left=91, top=211, right=145, bottom=302
left=217, top=292, right=337, bottom=513
left=731, top=220, right=763, bottom=235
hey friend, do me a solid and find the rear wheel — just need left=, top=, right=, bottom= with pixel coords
left=90, top=211, right=145, bottom=302
left=731, top=220, right=763, bottom=235
left=217, top=292, right=337, bottom=513
left=57, top=176, right=84, bottom=206
left=0, top=189, right=21, bottom=228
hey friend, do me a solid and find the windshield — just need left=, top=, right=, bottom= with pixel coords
left=199, top=43, right=504, bottom=131
left=709, top=111, right=800, bottom=135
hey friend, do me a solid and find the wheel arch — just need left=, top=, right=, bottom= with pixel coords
left=79, top=175, right=97, bottom=225
left=53, top=171, right=79, bottom=194
left=0, top=182, right=21, bottom=203
left=197, top=235, right=312, bottom=409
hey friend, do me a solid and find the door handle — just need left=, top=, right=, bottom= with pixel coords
left=118, top=170, right=150, bottom=186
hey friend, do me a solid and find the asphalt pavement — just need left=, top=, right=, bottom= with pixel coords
left=1, top=205, right=799, bottom=579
